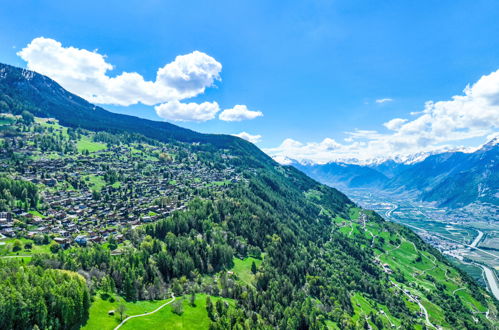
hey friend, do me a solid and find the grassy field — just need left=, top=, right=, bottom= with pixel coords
left=84, top=174, right=107, bottom=191
left=81, top=293, right=231, bottom=330
left=367, top=217, right=491, bottom=325
left=121, top=294, right=232, bottom=330
left=77, top=136, right=107, bottom=153
left=205, top=180, right=232, bottom=187
left=0, top=237, right=51, bottom=261
left=231, top=256, right=262, bottom=286
left=81, top=294, right=169, bottom=330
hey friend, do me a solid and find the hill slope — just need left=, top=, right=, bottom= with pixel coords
left=0, top=63, right=270, bottom=168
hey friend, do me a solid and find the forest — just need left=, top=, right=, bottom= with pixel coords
left=0, top=259, right=90, bottom=329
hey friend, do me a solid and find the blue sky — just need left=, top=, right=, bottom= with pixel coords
left=1, top=0, right=499, bottom=163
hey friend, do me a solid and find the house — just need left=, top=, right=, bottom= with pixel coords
left=0, top=212, right=12, bottom=222
left=75, top=235, right=87, bottom=246
left=54, top=237, right=69, bottom=245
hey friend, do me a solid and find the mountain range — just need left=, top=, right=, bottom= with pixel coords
left=295, top=139, right=499, bottom=208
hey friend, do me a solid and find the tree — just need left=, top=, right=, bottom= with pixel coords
left=189, top=291, right=196, bottom=307
left=21, top=110, right=34, bottom=125
left=117, top=303, right=126, bottom=322
left=206, top=296, right=215, bottom=320
left=172, top=299, right=184, bottom=315
left=12, top=239, right=23, bottom=252
left=49, top=242, right=60, bottom=254
left=251, top=261, right=257, bottom=274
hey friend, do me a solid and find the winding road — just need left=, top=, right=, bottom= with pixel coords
left=114, top=293, right=176, bottom=330
left=390, top=280, right=435, bottom=329
left=385, top=204, right=398, bottom=218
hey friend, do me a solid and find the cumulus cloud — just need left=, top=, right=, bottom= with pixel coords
left=17, top=37, right=221, bottom=106
left=266, top=69, right=499, bottom=164
left=383, top=118, right=408, bottom=131
left=154, top=100, right=220, bottom=122
left=17, top=37, right=263, bottom=122
left=219, top=105, right=263, bottom=121
left=233, top=132, right=262, bottom=143
left=376, top=98, right=393, bottom=104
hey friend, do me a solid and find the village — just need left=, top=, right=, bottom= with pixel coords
left=0, top=116, right=243, bottom=249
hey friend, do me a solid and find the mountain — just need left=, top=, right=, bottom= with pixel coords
left=0, top=62, right=497, bottom=329
left=294, top=161, right=389, bottom=190
left=0, top=63, right=269, bottom=168
left=296, top=141, right=499, bottom=208
left=385, top=140, right=498, bottom=207
left=369, top=159, right=410, bottom=179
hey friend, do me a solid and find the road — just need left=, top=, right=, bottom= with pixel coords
left=390, top=280, right=435, bottom=329
left=385, top=204, right=398, bottom=217
left=1, top=255, right=31, bottom=258
left=479, top=265, right=499, bottom=301
left=470, top=230, right=484, bottom=248
left=114, top=293, right=175, bottom=330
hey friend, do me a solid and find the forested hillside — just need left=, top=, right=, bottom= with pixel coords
left=0, top=64, right=498, bottom=329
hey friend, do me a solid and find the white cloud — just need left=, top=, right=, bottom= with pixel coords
left=154, top=100, right=220, bottom=122
left=17, top=37, right=221, bottom=107
left=233, top=132, right=262, bottom=143
left=383, top=118, right=407, bottom=131
left=219, top=105, right=263, bottom=121
left=376, top=98, right=393, bottom=104
left=266, top=69, right=499, bottom=164
left=18, top=37, right=256, bottom=122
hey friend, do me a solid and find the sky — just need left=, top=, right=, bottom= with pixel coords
left=1, top=0, right=499, bottom=164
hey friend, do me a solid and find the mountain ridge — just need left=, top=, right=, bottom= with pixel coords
left=0, top=63, right=273, bottom=168
left=295, top=140, right=499, bottom=208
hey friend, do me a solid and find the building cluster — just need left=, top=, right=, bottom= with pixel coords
left=0, top=122, right=242, bottom=247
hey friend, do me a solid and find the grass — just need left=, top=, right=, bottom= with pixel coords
left=82, top=293, right=231, bottom=330
left=81, top=294, right=169, bottom=330
left=205, top=180, right=232, bottom=187
left=122, top=294, right=232, bottom=330
left=231, top=257, right=262, bottom=286
left=28, top=210, right=46, bottom=218
left=84, top=174, right=106, bottom=191
left=0, top=238, right=51, bottom=257
left=77, top=136, right=107, bottom=153
left=350, top=292, right=403, bottom=329
left=0, top=117, right=15, bottom=126
left=371, top=225, right=491, bottom=326
left=304, top=189, right=323, bottom=202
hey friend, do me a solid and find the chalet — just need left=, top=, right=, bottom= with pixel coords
left=54, top=237, right=69, bottom=245
left=0, top=212, right=12, bottom=222
left=75, top=235, right=87, bottom=246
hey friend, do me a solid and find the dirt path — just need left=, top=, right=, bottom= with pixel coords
left=114, top=293, right=176, bottom=330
